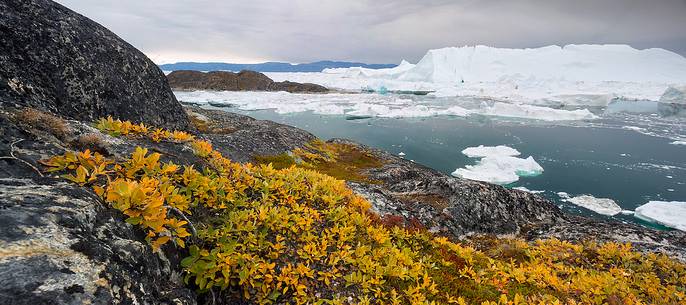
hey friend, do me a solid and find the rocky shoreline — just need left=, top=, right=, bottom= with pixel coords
left=1, top=0, right=684, bottom=304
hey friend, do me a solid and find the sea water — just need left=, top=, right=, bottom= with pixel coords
left=179, top=92, right=686, bottom=228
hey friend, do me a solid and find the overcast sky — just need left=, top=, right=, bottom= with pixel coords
left=55, top=0, right=686, bottom=64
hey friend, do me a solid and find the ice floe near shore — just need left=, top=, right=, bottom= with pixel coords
left=634, top=201, right=686, bottom=231
left=451, top=145, right=543, bottom=185
left=561, top=195, right=623, bottom=216
left=174, top=90, right=598, bottom=121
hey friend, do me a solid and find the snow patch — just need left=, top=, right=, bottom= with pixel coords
left=451, top=145, right=543, bottom=185
left=634, top=201, right=686, bottom=231
left=562, top=195, right=623, bottom=216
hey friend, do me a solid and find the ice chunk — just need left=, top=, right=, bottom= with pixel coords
left=398, top=152, right=406, bottom=157
left=557, top=192, right=570, bottom=199
left=670, top=140, right=686, bottom=145
left=562, top=195, right=622, bottom=216
left=659, top=85, right=686, bottom=104
left=461, top=145, right=520, bottom=157
left=634, top=201, right=686, bottom=231
left=512, top=187, right=544, bottom=194
left=478, top=102, right=598, bottom=121
left=451, top=145, right=543, bottom=185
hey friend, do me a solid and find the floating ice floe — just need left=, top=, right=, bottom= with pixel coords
left=556, top=192, right=570, bottom=199
left=562, top=195, right=623, bottom=216
left=634, top=201, right=686, bottom=231
left=479, top=102, right=598, bottom=121
left=174, top=90, right=597, bottom=121
left=451, top=145, right=543, bottom=185
left=671, top=140, right=686, bottom=145
left=398, top=152, right=406, bottom=157
left=512, top=186, right=544, bottom=194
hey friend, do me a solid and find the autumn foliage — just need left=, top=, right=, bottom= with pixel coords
left=42, top=117, right=686, bottom=305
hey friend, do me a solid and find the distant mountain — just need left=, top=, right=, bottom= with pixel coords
left=158, top=60, right=397, bottom=72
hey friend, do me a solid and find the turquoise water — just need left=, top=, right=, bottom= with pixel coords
left=199, top=101, right=686, bottom=226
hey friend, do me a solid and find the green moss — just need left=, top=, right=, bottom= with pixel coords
left=252, top=153, right=296, bottom=170
left=254, top=140, right=385, bottom=183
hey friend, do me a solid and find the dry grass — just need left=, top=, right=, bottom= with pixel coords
left=70, top=133, right=108, bottom=155
left=14, top=108, right=69, bottom=140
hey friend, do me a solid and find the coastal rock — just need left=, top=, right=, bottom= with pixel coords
left=268, top=81, right=328, bottom=93
left=186, top=106, right=317, bottom=162
left=167, top=70, right=328, bottom=93
left=0, top=112, right=196, bottom=305
left=0, top=0, right=189, bottom=130
left=236, top=70, right=273, bottom=91
left=167, top=71, right=239, bottom=91
left=331, top=139, right=562, bottom=236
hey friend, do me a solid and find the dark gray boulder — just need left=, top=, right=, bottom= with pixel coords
left=0, top=111, right=196, bottom=305
left=0, top=0, right=189, bottom=130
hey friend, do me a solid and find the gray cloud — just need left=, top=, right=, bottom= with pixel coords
left=55, top=0, right=686, bottom=64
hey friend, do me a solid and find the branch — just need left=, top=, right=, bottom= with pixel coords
left=164, top=205, right=198, bottom=237
left=0, top=139, right=44, bottom=177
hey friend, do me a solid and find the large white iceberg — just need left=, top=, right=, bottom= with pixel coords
left=268, top=44, right=686, bottom=106
left=634, top=201, right=686, bottom=231
left=562, top=195, right=623, bottom=216
left=451, top=145, right=543, bottom=185
left=398, top=45, right=686, bottom=83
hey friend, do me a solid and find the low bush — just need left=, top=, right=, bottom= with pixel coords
left=41, top=117, right=686, bottom=305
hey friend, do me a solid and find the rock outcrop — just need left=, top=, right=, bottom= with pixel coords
left=167, top=70, right=328, bottom=93
left=0, top=111, right=196, bottom=305
left=0, top=0, right=189, bottom=130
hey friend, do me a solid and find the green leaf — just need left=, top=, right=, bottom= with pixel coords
left=125, top=217, right=141, bottom=225
left=180, top=256, right=196, bottom=268
left=189, top=245, right=199, bottom=257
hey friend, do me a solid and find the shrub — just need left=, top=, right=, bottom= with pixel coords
left=42, top=118, right=686, bottom=305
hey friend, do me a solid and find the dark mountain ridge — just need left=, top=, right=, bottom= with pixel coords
left=159, top=60, right=397, bottom=72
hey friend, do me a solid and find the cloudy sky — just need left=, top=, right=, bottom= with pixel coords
left=56, top=0, right=686, bottom=64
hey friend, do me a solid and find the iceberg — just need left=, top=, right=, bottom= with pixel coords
left=478, top=102, right=598, bottom=121
left=658, top=85, right=686, bottom=116
left=398, top=45, right=686, bottom=84
left=659, top=85, right=686, bottom=104
left=562, top=195, right=623, bottom=216
left=268, top=45, right=686, bottom=106
left=451, top=145, right=543, bottom=185
left=512, top=186, right=544, bottom=194
left=634, top=201, right=686, bottom=231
